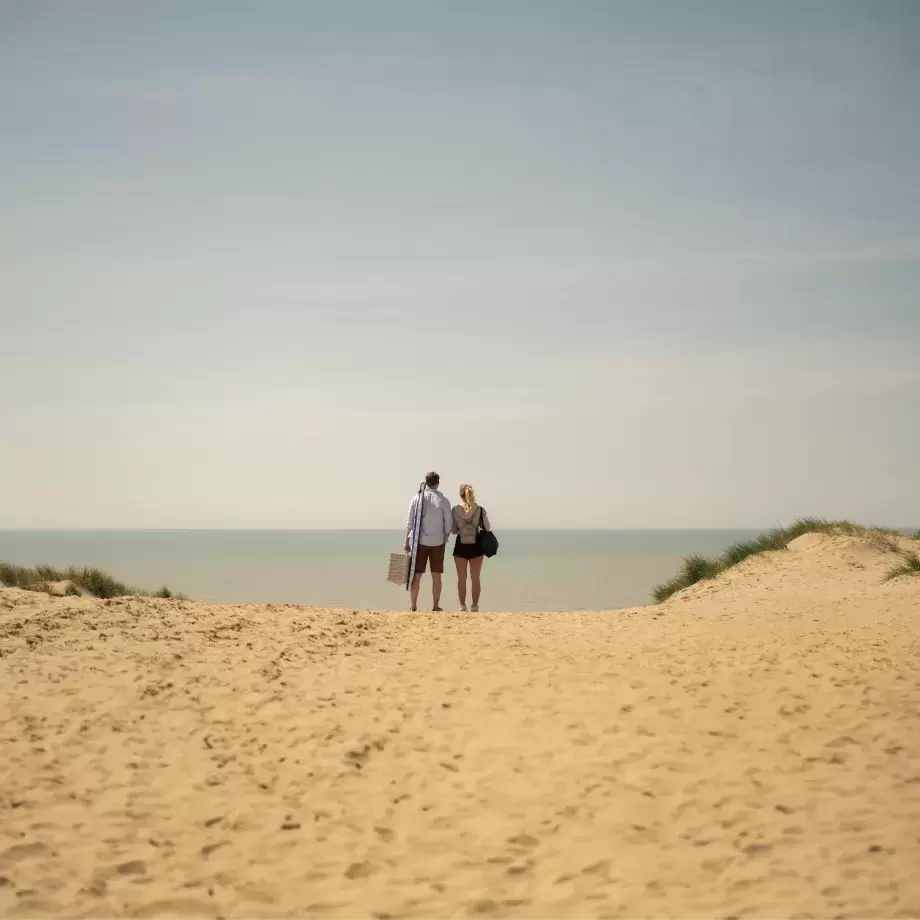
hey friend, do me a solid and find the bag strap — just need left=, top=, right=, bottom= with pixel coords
left=477, top=506, right=486, bottom=531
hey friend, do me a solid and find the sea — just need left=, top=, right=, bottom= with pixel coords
left=0, top=529, right=771, bottom=612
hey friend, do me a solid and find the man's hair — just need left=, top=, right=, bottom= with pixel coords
left=424, top=471, right=440, bottom=488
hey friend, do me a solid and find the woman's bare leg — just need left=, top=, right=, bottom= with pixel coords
left=470, top=556, right=484, bottom=608
left=455, top=556, right=469, bottom=606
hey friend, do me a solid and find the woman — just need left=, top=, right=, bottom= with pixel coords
left=452, top=483, right=491, bottom=612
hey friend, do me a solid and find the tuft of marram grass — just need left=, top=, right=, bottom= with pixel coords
left=886, top=553, right=920, bottom=581
left=652, top=555, right=721, bottom=604
left=719, top=528, right=789, bottom=567
left=681, top=554, right=723, bottom=583
left=0, top=561, right=185, bottom=600
left=652, top=518, right=906, bottom=604
left=0, top=562, right=48, bottom=591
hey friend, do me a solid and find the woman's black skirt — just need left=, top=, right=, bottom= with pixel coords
left=453, top=539, right=483, bottom=560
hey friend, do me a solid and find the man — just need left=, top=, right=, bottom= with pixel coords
left=404, top=471, right=454, bottom=612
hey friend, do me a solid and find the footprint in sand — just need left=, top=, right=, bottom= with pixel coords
left=344, top=861, right=375, bottom=880
left=507, top=833, right=539, bottom=848
left=2, top=842, right=48, bottom=861
left=134, top=898, right=214, bottom=918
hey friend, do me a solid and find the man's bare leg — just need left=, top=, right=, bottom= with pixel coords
left=410, top=573, right=422, bottom=611
left=432, top=573, right=443, bottom=611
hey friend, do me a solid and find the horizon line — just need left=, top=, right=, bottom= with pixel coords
left=1, top=526, right=917, bottom=534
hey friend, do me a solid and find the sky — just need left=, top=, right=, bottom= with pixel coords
left=1, top=0, right=919, bottom=529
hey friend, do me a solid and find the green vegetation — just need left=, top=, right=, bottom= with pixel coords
left=886, top=553, right=920, bottom=581
left=652, top=555, right=722, bottom=604
left=652, top=518, right=906, bottom=603
left=0, top=561, right=183, bottom=599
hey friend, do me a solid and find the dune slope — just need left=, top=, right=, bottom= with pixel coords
left=1, top=532, right=919, bottom=919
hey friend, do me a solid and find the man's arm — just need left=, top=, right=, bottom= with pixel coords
left=405, top=496, right=417, bottom=552
left=443, top=499, right=454, bottom=544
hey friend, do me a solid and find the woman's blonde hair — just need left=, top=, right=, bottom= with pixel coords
left=459, top=483, right=476, bottom=512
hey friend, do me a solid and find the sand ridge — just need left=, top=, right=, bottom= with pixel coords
left=1, top=532, right=919, bottom=918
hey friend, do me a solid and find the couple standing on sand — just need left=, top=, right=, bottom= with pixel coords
left=404, top=471, right=494, bottom=612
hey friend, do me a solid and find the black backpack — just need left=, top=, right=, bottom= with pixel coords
left=477, top=507, right=499, bottom=558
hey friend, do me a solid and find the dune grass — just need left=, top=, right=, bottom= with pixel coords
left=0, top=561, right=183, bottom=600
left=652, top=518, right=905, bottom=603
left=652, top=555, right=723, bottom=604
left=886, top=553, right=920, bottom=581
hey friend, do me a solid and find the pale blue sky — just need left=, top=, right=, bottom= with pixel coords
left=2, top=0, right=918, bottom=528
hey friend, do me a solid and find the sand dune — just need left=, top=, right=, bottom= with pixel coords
left=1, top=532, right=919, bottom=919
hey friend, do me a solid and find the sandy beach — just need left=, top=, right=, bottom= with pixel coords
left=1, top=531, right=919, bottom=919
